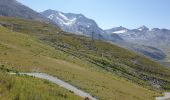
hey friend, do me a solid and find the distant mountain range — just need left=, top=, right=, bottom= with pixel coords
left=106, top=26, right=170, bottom=63
left=105, top=26, right=170, bottom=48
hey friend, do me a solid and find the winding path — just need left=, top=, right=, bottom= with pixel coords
left=156, top=92, right=170, bottom=100
left=10, top=72, right=170, bottom=100
left=10, top=73, right=97, bottom=100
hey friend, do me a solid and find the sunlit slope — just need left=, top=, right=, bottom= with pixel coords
left=0, top=16, right=169, bottom=90
left=0, top=17, right=170, bottom=99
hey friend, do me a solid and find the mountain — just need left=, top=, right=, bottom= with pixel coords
left=106, top=26, right=170, bottom=65
left=137, top=25, right=149, bottom=31
left=106, top=26, right=170, bottom=47
left=0, top=0, right=49, bottom=22
left=41, top=9, right=104, bottom=37
left=105, top=26, right=128, bottom=34
left=41, top=9, right=122, bottom=41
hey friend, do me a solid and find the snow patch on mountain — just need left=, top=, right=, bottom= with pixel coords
left=58, top=12, right=68, bottom=20
left=112, top=30, right=127, bottom=34
left=48, top=14, right=54, bottom=19
left=138, top=28, right=143, bottom=31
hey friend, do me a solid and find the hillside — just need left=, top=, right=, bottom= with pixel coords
left=0, top=16, right=170, bottom=100
left=0, top=0, right=49, bottom=22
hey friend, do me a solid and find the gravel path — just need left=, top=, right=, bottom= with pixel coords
left=156, top=92, right=170, bottom=100
left=10, top=72, right=170, bottom=100
left=10, top=73, right=97, bottom=100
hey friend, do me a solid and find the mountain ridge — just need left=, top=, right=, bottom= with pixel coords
left=41, top=9, right=123, bottom=42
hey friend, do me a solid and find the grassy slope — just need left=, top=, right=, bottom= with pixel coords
left=0, top=17, right=170, bottom=99
left=0, top=25, right=158, bottom=100
left=160, top=49, right=170, bottom=68
left=165, top=53, right=170, bottom=63
left=0, top=27, right=81, bottom=100
left=1, top=17, right=169, bottom=89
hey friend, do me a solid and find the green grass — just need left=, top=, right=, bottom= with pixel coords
left=161, top=50, right=170, bottom=68
left=156, top=47, right=170, bottom=68
left=0, top=16, right=170, bottom=100
left=0, top=71, right=81, bottom=100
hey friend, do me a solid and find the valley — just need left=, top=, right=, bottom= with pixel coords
left=0, top=0, right=170, bottom=100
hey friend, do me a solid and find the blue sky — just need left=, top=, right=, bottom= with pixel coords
left=17, top=0, right=170, bottom=29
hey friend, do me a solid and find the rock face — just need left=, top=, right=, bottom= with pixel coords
left=41, top=9, right=122, bottom=41
left=0, top=0, right=49, bottom=22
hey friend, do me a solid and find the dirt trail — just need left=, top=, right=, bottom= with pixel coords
left=10, top=73, right=97, bottom=100
left=156, top=92, right=170, bottom=100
